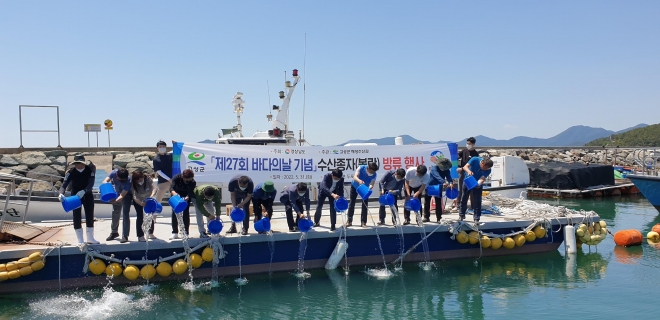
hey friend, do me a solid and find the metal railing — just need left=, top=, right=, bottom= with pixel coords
left=633, top=148, right=659, bottom=176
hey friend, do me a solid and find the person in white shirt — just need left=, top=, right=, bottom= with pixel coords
left=403, top=165, right=429, bottom=225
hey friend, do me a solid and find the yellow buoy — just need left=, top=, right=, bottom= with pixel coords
left=456, top=231, right=469, bottom=244
left=8, top=270, right=21, bottom=279
left=503, top=237, right=515, bottom=249
left=601, top=228, right=608, bottom=237
left=202, top=247, right=214, bottom=262
left=173, top=259, right=188, bottom=275
left=468, top=231, right=480, bottom=245
left=105, top=262, right=123, bottom=277
left=19, top=266, right=33, bottom=276
left=28, top=252, right=42, bottom=262
left=124, top=265, right=139, bottom=281
left=490, top=237, right=503, bottom=249
left=31, top=260, right=45, bottom=272
left=156, top=262, right=173, bottom=277
left=647, top=231, right=660, bottom=242
left=576, top=229, right=585, bottom=237
left=525, top=230, right=537, bottom=242
left=190, top=253, right=203, bottom=268
left=0, top=271, right=8, bottom=281
left=17, top=258, right=31, bottom=268
left=480, top=236, right=491, bottom=248
left=0, top=264, right=6, bottom=272
left=140, top=265, right=157, bottom=280
left=599, top=220, right=607, bottom=228
left=89, top=259, right=106, bottom=275
left=533, top=226, right=546, bottom=239
left=5, top=262, right=18, bottom=271
left=514, top=234, right=526, bottom=247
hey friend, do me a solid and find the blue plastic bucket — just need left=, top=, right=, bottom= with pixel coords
left=298, top=218, right=313, bottom=233
left=99, top=183, right=117, bottom=202
left=207, top=218, right=223, bottom=234
left=334, top=197, right=349, bottom=212
left=254, top=218, right=271, bottom=233
left=445, top=187, right=458, bottom=200
left=144, top=198, right=158, bottom=213
left=464, top=176, right=478, bottom=190
left=404, top=198, right=421, bottom=212
left=155, top=203, right=163, bottom=214
left=378, top=193, right=395, bottom=206
left=356, top=184, right=372, bottom=199
left=168, top=195, right=188, bottom=213
left=230, top=207, right=245, bottom=223
left=62, top=195, right=82, bottom=213
left=449, top=167, right=458, bottom=180
left=427, top=185, right=440, bottom=197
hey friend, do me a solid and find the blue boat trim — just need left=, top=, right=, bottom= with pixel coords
left=627, top=174, right=660, bottom=206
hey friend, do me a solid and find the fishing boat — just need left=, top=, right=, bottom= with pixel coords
left=623, top=148, right=660, bottom=211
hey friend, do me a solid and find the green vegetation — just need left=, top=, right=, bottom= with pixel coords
left=585, top=123, right=660, bottom=147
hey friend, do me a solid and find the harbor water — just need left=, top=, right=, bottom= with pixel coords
left=1, top=196, right=659, bottom=319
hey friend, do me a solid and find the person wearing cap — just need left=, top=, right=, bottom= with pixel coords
left=226, top=175, right=254, bottom=235
left=424, top=157, right=454, bottom=223
left=403, top=165, right=430, bottom=225
left=102, top=168, right=133, bottom=243
left=251, top=181, right=277, bottom=234
left=459, top=157, right=493, bottom=223
left=377, top=168, right=406, bottom=225
left=59, top=154, right=99, bottom=244
left=346, top=162, right=379, bottom=228
left=170, top=169, right=200, bottom=238
left=192, top=185, right=221, bottom=237
left=280, top=182, right=311, bottom=232
left=313, top=169, right=344, bottom=231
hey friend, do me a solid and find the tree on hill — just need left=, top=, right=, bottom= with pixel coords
left=585, top=123, right=660, bottom=147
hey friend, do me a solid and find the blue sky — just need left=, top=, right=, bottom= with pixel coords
left=1, top=1, right=658, bottom=148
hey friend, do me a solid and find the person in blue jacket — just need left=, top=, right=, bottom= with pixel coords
left=346, top=162, right=379, bottom=228
left=424, top=157, right=454, bottom=222
left=280, top=183, right=311, bottom=232
left=460, top=157, right=493, bottom=223
left=252, top=181, right=276, bottom=234
left=377, top=168, right=406, bottom=225
left=313, top=169, right=344, bottom=231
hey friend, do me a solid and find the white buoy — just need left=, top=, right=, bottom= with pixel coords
left=394, top=136, right=403, bottom=145
left=325, top=239, right=348, bottom=270
left=565, top=249, right=576, bottom=279
left=564, top=225, right=577, bottom=254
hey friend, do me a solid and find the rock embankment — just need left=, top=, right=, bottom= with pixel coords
left=0, top=148, right=651, bottom=193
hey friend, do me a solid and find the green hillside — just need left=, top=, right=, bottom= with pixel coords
left=585, top=123, right=660, bottom=147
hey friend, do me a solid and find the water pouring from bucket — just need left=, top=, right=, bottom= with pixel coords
left=99, top=183, right=118, bottom=203
left=298, top=218, right=313, bottom=233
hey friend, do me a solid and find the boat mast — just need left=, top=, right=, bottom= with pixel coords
left=232, top=92, right=245, bottom=138
left=271, top=69, right=299, bottom=133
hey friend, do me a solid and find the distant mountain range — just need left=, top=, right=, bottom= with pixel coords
left=336, top=124, right=649, bottom=147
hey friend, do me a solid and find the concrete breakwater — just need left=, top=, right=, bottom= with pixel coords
left=0, top=147, right=648, bottom=192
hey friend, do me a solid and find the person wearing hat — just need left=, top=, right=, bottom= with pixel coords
left=226, top=175, right=254, bottom=235
left=424, top=157, right=454, bottom=223
left=251, top=181, right=277, bottom=234
left=313, top=169, right=344, bottom=231
left=102, top=168, right=133, bottom=243
left=59, top=154, right=99, bottom=244
left=192, top=185, right=221, bottom=238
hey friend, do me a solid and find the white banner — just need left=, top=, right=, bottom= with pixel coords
left=173, top=142, right=457, bottom=187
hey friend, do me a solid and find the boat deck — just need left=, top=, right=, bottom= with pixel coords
left=0, top=200, right=558, bottom=258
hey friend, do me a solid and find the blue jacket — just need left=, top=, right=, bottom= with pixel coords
left=429, top=165, right=453, bottom=186
left=279, top=184, right=311, bottom=213
left=253, top=183, right=277, bottom=200
left=319, top=173, right=344, bottom=197
left=379, top=170, right=404, bottom=196
left=351, top=165, right=377, bottom=189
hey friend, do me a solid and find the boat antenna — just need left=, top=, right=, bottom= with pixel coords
left=267, top=80, right=272, bottom=120
left=302, top=33, right=306, bottom=146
